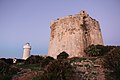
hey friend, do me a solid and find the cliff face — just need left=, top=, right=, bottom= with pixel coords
left=48, top=10, right=103, bottom=58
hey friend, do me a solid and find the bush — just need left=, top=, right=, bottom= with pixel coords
left=0, top=60, right=19, bottom=80
left=0, top=58, right=13, bottom=65
left=0, top=60, right=9, bottom=75
left=84, top=44, right=103, bottom=57
left=25, top=55, right=44, bottom=64
left=0, top=58, right=6, bottom=62
left=40, top=60, right=74, bottom=80
left=84, top=44, right=115, bottom=57
left=16, top=59, right=25, bottom=63
left=5, top=58, right=13, bottom=65
left=41, top=56, right=54, bottom=67
left=104, top=47, right=120, bottom=80
left=57, top=51, right=69, bottom=59
left=24, top=55, right=55, bottom=69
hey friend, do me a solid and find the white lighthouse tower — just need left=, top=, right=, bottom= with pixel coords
left=22, top=43, right=31, bottom=60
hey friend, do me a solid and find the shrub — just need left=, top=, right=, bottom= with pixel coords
left=0, top=58, right=6, bottom=62
left=25, top=55, right=44, bottom=64
left=84, top=44, right=114, bottom=57
left=5, top=58, right=13, bottom=65
left=41, top=56, right=54, bottom=67
left=0, top=60, right=9, bottom=75
left=104, top=47, right=120, bottom=80
left=40, top=60, right=74, bottom=80
left=84, top=44, right=102, bottom=57
left=16, top=59, right=25, bottom=63
left=0, top=60, right=19, bottom=80
left=57, top=51, right=69, bottom=59
left=0, top=58, right=13, bottom=65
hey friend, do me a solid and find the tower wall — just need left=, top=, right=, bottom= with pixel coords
left=48, top=11, right=103, bottom=58
left=22, top=43, right=31, bottom=60
left=23, top=49, right=30, bottom=59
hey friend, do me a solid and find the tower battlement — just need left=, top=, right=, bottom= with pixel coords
left=48, top=10, right=104, bottom=58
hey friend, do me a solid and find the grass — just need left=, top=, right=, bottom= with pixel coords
left=17, top=63, right=41, bottom=71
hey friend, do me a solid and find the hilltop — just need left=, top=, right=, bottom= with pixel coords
left=0, top=45, right=120, bottom=80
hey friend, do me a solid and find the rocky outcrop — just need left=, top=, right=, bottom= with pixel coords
left=48, top=10, right=103, bottom=58
left=70, top=58, right=105, bottom=80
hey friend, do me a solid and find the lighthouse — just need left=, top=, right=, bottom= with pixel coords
left=22, top=43, right=31, bottom=60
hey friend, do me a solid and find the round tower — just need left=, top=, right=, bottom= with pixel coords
left=22, top=43, right=31, bottom=60
left=48, top=11, right=103, bottom=58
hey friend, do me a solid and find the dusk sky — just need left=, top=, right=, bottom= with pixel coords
left=0, top=0, right=120, bottom=58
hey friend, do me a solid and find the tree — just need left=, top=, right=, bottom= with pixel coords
left=57, top=51, right=69, bottom=59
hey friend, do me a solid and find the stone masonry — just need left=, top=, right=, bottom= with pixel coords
left=48, top=10, right=104, bottom=58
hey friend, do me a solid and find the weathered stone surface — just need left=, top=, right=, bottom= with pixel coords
left=48, top=10, right=103, bottom=58
left=70, top=58, right=105, bottom=80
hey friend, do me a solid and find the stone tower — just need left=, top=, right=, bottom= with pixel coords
left=48, top=10, right=103, bottom=58
left=22, top=43, right=31, bottom=60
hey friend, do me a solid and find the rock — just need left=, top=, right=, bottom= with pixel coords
left=70, top=58, right=105, bottom=80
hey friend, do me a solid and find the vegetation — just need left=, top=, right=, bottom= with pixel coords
left=0, top=60, right=19, bottom=80
left=57, top=51, right=69, bottom=59
left=17, top=64, right=40, bottom=71
left=103, top=47, right=120, bottom=80
left=84, top=44, right=103, bottom=57
left=0, top=58, right=13, bottom=65
left=25, top=55, right=45, bottom=64
left=1, top=45, right=120, bottom=80
left=84, top=44, right=114, bottom=57
left=69, top=57, right=97, bottom=63
left=41, top=56, right=54, bottom=67
left=24, top=55, right=54, bottom=68
left=85, top=44, right=120, bottom=80
left=33, top=60, right=74, bottom=80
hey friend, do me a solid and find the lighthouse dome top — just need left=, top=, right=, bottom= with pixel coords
left=23, top=43, right=31, bottom=49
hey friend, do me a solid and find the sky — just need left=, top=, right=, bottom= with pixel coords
left=0, top=0, right=120, bottom=58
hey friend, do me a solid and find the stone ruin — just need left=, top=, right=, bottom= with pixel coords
left=48, top=10, right=104, bottom=58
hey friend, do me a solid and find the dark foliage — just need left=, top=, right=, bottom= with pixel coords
left=5, top=58, right=13, bottom=65
left=16, top=59, right=25, bottom=63
left=0, top=60, right=9, bottom=75
left=41, top=56, right=54, bottom=67
left=0, top=58, right=6, bottom=62
left=0, top=60, right=19, bottom=80
left=104, top=47, right=120, bottom=80
left=84, top=44, right=104, bottom=57
left=25, top=55, right=45, bottom=64
left=38, top=60, right=74, bottom=80
left=57, top=51, right=69, bottom=59
left=84, top=45, right=120, bottom=79
left=24, top=55, right=55, bottom=68
left=84, top=44, right=115, bottom=57
left=0, top=58, right=13, bottom=65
